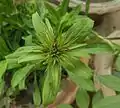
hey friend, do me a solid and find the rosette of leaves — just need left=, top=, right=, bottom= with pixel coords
left=0, top=0, right=113, bottom=107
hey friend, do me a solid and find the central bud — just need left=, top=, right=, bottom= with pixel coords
left=51, top=42, right=60, bottom=57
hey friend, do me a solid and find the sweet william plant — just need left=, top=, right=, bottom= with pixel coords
left=0, top=0, right=113, bottom=107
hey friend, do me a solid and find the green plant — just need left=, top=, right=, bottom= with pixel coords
left=0, top=0, right=116, bottom=107
left=0, top=0, right=37, bottom=107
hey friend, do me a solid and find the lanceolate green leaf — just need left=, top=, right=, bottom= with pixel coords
left=66, top=59, right=92, bottom=79
left=19, top=77, right=26, bottom=90
left=5, top=46, right=42, bottom=59
left=71, top=5, right=81, bottom=15
left=42, top=63, right=61, bottom=106
left=67, top=44, right=90, bottom=58
left=0, top=37, right=10, bottom=56
left=85, top=0, right=90, bottom=15
left=98, top=75, right=120, bottom=92
left=60, top=54, right=75, bottom=68
left=66, top=49, right=90, bottom=58
left=15, top=46, right=42, bottom=53
left=58, top=0, right=69, bottom=16
left=33, top=73, right=41, bottom=107
left=69, top=72, right=95, bottom=91
left=0, top=60, right=7, bottom=79
left=57, top=104, right=73, bottom=108
left=23, top=35, right=33, bottom=46
left=6, top=58, right=22, bottom=70
left=45, top=2, right=59, bottom=25
left=36, top=0, right=46, bottom=19
left=32, top=12, right=53, bottom=45
left=45, top=18, right=54, bottom=38
left=81, top=43, right=113, bottom=54
left=11, top=64, right=34, bottom=88
left=76, top=88, right=90, bottom=108
left=64, top=16, right=94, bottom=44
left=0, top=79, right=5, bottom=96
left=93, top=95, right=120, bottom=108
left=92, top=90, right=104, bottom=105
left=115, top=55, right=120, bottom=71
left=18, top=53, right=43, bottom=63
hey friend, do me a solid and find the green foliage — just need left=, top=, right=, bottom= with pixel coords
left=0, top=0, right=117, bottom=107
left=76, top=88, right=90, bottom=108
left=57, top=104, right=73, bottom=108
left=0, top=60, right=7, bottom=79
left=33, top=73, right=41, bottom=107
left=42, top=63, right=61, bottom=105
left=92, top=90, right=104, bottom=105
left=11, top=64, right=34, bottom=88
left=19, top=77, right=26, bottom=90
left=93, top=95, right=120, bottom=108
left=66, top=59, right=92, bottom=79
left=98, top=75, right=120, bottom=92
left=85, top=0, right=90, bottom=15
left=58, top=0, right=70, bottom=16
left=115, top=55, right=120, bottom=71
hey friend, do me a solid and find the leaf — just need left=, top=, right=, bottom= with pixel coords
left=6, top=46, right=42, bottom=59
left=18, top=53, right=43, bottom=63
left=64, top=16, right=94, bottom=44
left=67, top=44, right=90, bottom=58
left=0, top=37, right=10, bottom=56
left=33, top=73, right=41, bottom=107
left=6, top=58, right=22, bottom=70
left=69, top=72, right=95, bottom=91
left=85, top=0, right=90, bottom=15
left=76, top=88, right=90, bottom=108
left=0, top=60, right=7, bottom=79
left=0, top=79, right=5, bottom=96
left=81, top=43, right=113, bottom=54
left=11, top=64, right=34, bottom=88
left=58, top=0, right=69, bottom=16
left=98, top=75, right=120, bottom=92
left=23, top=35, right=32, bottom=46
left=19, top=77, right=26, bottom=90
left=65, top=59, right=92, bottom=79
left=45, top=2, right=59, bottom=25
left=115, top=56, right=120, bottom=71
left=57, top=104, right=73, bottom=108
left=68, top=44, right=87, bottom=50
left=59, top=4, right=81, bottom=31
left=70, top=5, right=81, bottom=15
left=92, top=90, right=104, bottom=105
left=15, top=46, right=42, bottom=53
left=59, top=12, right=76, bottom=32
left=60, top=54, right=75, bottom=70
left=113, top=71, right=120, bottom=78
left=35, top=0, right=46, bottom=19
left=45, top=18, right=54, bottom=38
left=67, top=50, right=90, bottom=58
left=42, top=63, right=61, bottom=106
left=93, top=95, right=120, bottom=108
left=32, top=12, right=53, bottom=46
